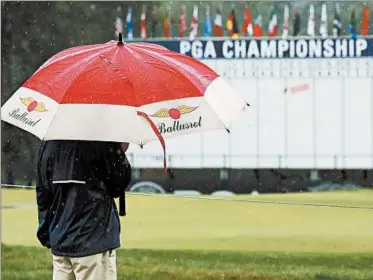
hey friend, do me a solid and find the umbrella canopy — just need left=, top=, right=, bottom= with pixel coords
left=1, top=34, right=248, bottom=169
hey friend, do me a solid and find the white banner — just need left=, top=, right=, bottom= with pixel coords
left=128, top=58, right=373, bottom=169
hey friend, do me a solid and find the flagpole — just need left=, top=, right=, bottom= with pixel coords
left=312, top=67, right=317, bottom=169
left=341, top=73, right=346, bottom=170
left=168, top=4, right=171, bottom=38
left=220, top=3, right=223, bottom=36
left=228, top=129, right=232, bottom=169
left=200, top=131, right=204, bottom=167
left=371, top=75, right=373, bottom=167
left=283, top=60, right=288, bottom=169
left=256, top=76, right=260, bottom=168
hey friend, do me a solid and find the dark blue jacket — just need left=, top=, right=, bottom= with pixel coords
left=36, top=140, right=131, bottom=257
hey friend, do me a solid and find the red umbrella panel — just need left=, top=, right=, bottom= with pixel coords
left=1, top=36, right=249, bottom=170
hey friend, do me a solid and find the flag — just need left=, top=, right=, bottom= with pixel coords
left=361, top=5, right=369, bottom=36
left=213, top=7, right=223, bottom=37
left=226, top=9, right=239, bottom=38
left=293, top=8, right=300, bottom=36
left=242, top=6, right=253, bottom=35
left=179, top=5, right=187, bottom=37
left=282, top=5, right=289, bottom=38
left=319, top=3, right=328, bottom=38
left=126, top=7, right=133, bottom=40
left=253, top=14, right=262, bottom=37
left=114, top=6, right=123, bottom=37
left=150, top=6, right=158, bottom=38
left=349, top=10, right=356, bottom=39
left=333, top=3, right=342, bottom=37
left=140, top=7, right=147, bottom=39
left=268, top=6, right=278, bottom=37
left=189, top=5, right=198, bottom=40
left=204, top=6, right=212, bottom=37
left=307, top=4, right=315, bottom=36
left=290, top=83, right=310, bottom=94
left=163, top=6, right=170, bottom=38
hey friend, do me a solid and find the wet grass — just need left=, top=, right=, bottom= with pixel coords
left=2, top=189, right=373, bottom=279
left=2, top=244, right=373, bottom=280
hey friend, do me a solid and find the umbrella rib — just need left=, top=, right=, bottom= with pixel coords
left=34, top=44, right=113, bottom=76
left=133, top=45, right=215, bottom=83
left=98, top=53, right=134, bottom=87
left=129, top=46, right=207, bottom=90
left=53, top=48, right=116, bottom=103
left=130, top=45, right=229, bottom=129
left=205, top=96, right=232, bottom=132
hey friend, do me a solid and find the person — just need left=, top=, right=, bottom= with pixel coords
left=36, top=140, right=132, bottom=280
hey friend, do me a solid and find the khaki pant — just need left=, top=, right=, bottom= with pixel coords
left=52, top=250, right=117, bottom=280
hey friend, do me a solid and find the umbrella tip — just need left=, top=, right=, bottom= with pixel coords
left=118, top=33, right=124, bottom=45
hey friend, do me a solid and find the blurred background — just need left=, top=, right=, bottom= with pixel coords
left=2, top=1, right=373, bottom=194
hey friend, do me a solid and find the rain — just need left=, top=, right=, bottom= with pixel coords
left=1, top=1, right=373, bottom=280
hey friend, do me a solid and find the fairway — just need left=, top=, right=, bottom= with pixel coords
left=2, top=188, right=373, bottom=280
left=2, top=188, right=373, bottom=252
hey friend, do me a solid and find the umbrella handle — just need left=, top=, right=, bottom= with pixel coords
left=137, top=111, right=167, bottom=174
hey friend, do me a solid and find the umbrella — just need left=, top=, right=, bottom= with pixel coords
left=1, top=33, right=249, bottom=171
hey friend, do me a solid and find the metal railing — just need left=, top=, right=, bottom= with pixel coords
left=126, top=153, right=373, bottom=169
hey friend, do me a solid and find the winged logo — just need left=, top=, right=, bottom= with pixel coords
left=20, top=97, right=48, bottom=112
left=150, top=105, right=198, bottom=120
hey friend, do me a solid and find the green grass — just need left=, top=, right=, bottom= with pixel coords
left=2, top=189, right=373, bottom=252
left=2, top=244, right=373, bottom=280
left=2, top=189, right=373, bottom=279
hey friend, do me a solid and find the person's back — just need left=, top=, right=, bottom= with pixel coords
left=36, top=140, right=131, bottom=280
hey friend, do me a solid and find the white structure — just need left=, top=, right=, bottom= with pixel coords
left=127, top=57, right=373, bottom=169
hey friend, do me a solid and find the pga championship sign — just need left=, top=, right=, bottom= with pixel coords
left=152, top=37, right=373, bottom=59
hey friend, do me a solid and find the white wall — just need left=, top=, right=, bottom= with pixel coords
left=128, top=58, right=373, bottom=169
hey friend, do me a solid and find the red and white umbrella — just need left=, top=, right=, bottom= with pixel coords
left=1, top=34, right=248, bottom=170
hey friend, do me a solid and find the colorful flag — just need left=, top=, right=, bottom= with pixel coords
left=349, top=10, right=356, bottom=39
left=307, top=4, right=315, bottom=36
left=333, top=3, right=342, bottom=37
left=293, top=8, right=300, bottom=36
left=242, top=6, right=253, bottom=36
left=213, top=7, right=223, bottom=37
left=268, top=6, right=278, bottom=37
left=226, top=9, right=239, bottom=38
left=253, top=14, right=262, bottom=37
left=361, top=5, right=369, bottom=36
left=179, top=5, right=187, bottom=37
left=140, top=6, right=147, bottom=39
left=282, top=4, right=289, bottom=38
left=114, top=6, right=123, bottom=37
left=163, top=6, right=170, bottom=38
left=189, top=5, right=198, bottom=40
left=151, top=6, right=158, bottom=38
left=126, top=7, right=133, bottom=40
left=204, top=6, right=212, bottom=37
left=319, top=3, right=328, bottom=38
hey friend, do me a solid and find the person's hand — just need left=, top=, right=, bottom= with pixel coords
left=120, top=142, right=129, bottom=152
